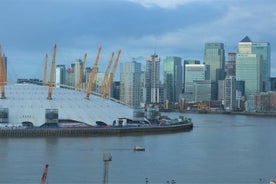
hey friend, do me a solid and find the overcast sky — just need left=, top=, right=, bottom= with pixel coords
left=1, top=0, right=276, bottom=83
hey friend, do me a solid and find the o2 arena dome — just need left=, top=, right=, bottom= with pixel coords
left=0, top=45, right=136, bottom=128
left=0, top=84, right=133, bottom=128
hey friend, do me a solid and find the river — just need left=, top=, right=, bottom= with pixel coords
left=0, top=113, right=275, bottom=184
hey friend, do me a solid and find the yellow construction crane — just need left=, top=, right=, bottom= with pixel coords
left=43, top=53, right=48, bottom=86
left=47, top=44, right=57, bottom=100
left=104, top=49, right=121, bottom=98
left=99, top=52, right=114, bottom=96
left=77, top=53, right=87, bottom=91
left=85, top=46, right=102, bottom=100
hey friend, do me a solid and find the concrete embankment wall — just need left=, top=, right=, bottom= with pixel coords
left=0, top=123, right=193, bottom=137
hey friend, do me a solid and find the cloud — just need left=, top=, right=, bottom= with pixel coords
left=127, top=0, right=202, bottom=8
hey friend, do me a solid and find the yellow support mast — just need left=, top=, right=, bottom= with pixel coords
left=77, top=53, right=87, bottom=91
left=47, top=44, right=57, bottom=100
left=43, top=53, right=48, bottom=86
left=85, top=46, right=102, bottom=100
left=0, top=45, right=6, bottom=99
left=99, top=52, right=114, bottom=96
left=104, top=49, right=121, bottom=98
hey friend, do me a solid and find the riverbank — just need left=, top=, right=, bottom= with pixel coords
left=171, top=110, right=276, bottom=117
left=0, top=122, right=193, bottom=137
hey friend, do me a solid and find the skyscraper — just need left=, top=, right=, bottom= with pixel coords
left=226, top=53, right=236, bottom=77
left=183, top=64, right=210, bottom=102
left=74, top=59, right=82, bottom=88
left=224, top=76, right=236, bottom=111
left=183, top=59, right=200, bottom=92
left=204, top=43, right=225, bottom=100
left=145, top=53, right=161, bottom=103
left=120, top=60, right=141, bottom=107
left=55, top=65, right=66, bottom=88
left=204, top=43, right=225, bottom=82
left=163, top=56, right=182, bottom=102
left=236, top=36, right=271, bottom=96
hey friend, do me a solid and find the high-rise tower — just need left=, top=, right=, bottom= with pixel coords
left=145, top=53, right=161, bottom=103
left=163, top=56, right=182, bottom=102
left=236, top=36, right=271, bottom=96
left=120, top=60, right=141, bottom=107
left=55, top=65, right=66, bottom=88
left=204, top=43, right=225, bottom=100
left=204, top=43, right=225, bottom=82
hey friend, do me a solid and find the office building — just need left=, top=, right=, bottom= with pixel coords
left=224, top=76, right=236, bottom=111
left=145, top=53, right=161, bottom=103
left=184, top=64, right=210, bottom=102
left=120, top=60, right=141, bottom=107
left=183, top=59, right=200, bottom=92
left=204, top=43, right=225, bottom=82
left=236, top=36, right=271, bottom=97
left=163, top=56, right=182, bottom=102
left=74, top=59, right=82, bottom=88
left=226, top=53, right=236, bottom=77
left=55, top=65, right=66, bottom=88
left=193, top=80, right=212, bottom=102
left=111, top=81, right=120, bottom=100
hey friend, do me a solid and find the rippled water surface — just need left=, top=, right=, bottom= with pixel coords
left=0, top=113, right=276, bottom=183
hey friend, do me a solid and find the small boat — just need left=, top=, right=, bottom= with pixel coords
left=133, top=145, right=145, bottom=151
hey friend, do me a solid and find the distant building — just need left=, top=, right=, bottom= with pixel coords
left=218, top=80, right=225, bottom=101
left=193, top=80, right=212, bottom=102
left=183, top=59, right=200, bottom=92
left=184, top=64, right=210, bottom=102
left=226, top=52, right=236, bottom=77
left=111, top=81, right=120, bottom=100
left=145, top=53, right=161, bottom=104
left=224, top=76, right=236, bottom=111
left=236, top=36, right=271, bottom=97
left=270, top=77, right=276, bottom=91
left=65, top=64, right=75, bottom=87
left=120, top=60, right=141, bottom=107
left=84, top=67, right=92, bottom=89
left=74, top=59, right=82, bottom=88
left=204, top=43, right=225, bottom=82
left=204, top=43, right=225, bottom=100
left=163, top=56, right=182, bottom=102
left=55, top=65, right=66, bottom=88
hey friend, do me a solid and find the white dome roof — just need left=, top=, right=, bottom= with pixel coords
left=0, top=84, right=133, bottom=127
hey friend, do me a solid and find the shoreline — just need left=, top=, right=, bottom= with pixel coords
left=0, top=122, right=193, bottom=137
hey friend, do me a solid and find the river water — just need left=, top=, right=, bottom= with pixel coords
left=0, top=113, right=276, bottom=184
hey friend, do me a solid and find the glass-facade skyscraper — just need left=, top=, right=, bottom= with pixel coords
left=163, top=56, right=182, bottom=102
left=184, top=64, right=210, bottom=102
left=55, top=65, right=66, bottom=88
left=236, top=36, right=271, bottom=97
left=203, top=43, right=225, bottom=82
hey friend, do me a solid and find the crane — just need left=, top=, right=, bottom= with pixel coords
left=77, top=53, right=87, bottom=91
left=102, top=153, right=112, bottom=184
left=104, top=49, right=121, bottom=98
left=0, top=46, right=6, bottom=99
left=85, top=46, right=102, bottom=100
left=99, top=52, right=114, bottom=96
left=42, top=53, right=48, bottom=86
left=41, top=164, right=49, bottom=184
left=47, top=44, right=57, bottom=100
